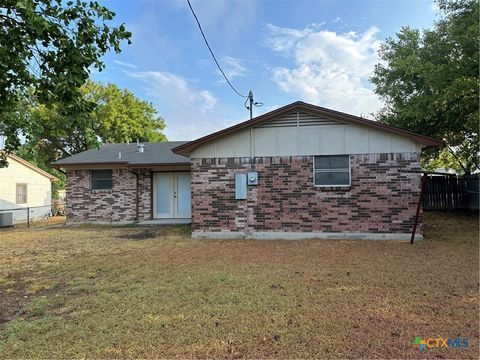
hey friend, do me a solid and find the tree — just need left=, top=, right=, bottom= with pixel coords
left=371, top=0, right=479, bottom=174
left=0, top=0, right=131, bottom=165
left=18, top=81, right=167, bottom=167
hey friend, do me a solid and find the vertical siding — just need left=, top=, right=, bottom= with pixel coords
left=191, top=111, right=420, bottom=158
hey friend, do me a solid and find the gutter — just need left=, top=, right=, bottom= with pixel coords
left=51, top=161, right=129, bottom=168
left=51, top=161, right=190, bottom=169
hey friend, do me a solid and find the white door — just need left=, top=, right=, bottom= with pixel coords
left=153, top=172, right=191, bottom=219
left=175, top=173, right=191, bottom=218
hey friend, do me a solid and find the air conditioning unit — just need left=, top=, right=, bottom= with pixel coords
left=0, top=212, right=14, bottom=227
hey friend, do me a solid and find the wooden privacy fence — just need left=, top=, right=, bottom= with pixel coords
left=423, top=174, right=479, bottom=210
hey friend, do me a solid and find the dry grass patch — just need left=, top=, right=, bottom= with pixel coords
left=0, top=212, right=478, bottom=358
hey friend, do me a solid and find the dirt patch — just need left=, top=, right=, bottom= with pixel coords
left=115, top=227, right=184, bottom=240
left=0, top=273, right=67, bottom=325
left=116, top=229, right=161, bottom=240
left=0, top=279, right=28, bottom=325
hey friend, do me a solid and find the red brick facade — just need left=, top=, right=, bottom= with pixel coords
left=66, top=169, right=152, bottom=222
left=191, top=153, right=422, bottom=235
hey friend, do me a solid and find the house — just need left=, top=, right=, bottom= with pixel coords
left=53, top=101, right=443, bottom=240
left=0, top=154, right=58, bottom=222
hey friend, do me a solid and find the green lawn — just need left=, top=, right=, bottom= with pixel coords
left=0, top=212, right=478, bottom=358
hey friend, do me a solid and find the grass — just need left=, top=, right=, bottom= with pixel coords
left=7, top=215, right=66, bottom=229
left=0, top=212, right=478, bottom=359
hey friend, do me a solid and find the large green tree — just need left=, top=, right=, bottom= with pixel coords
left=18, top=81, right=167, bottom=166
left=0, top=0, right=131, bottom=165
left=371, top=0, right=479, bottom=174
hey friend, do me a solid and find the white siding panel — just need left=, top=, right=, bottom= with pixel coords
left=391, top=134, right=417, bottom=152
left=368, top=129, right=391, bottom=153
left=321, top=126, right=344, bottom=154
left=215, top=136, right=234, bottom=157
left=345, top=126, right=368, bottom=154
left=254, top=128, right=276, bottom=156
left=276, top=128, right=297, bottom=156
left=233, top=130, right=251, bottom=157
left=192, top=142, right=215, bottom=158
left=299, top=127, right=320, bottom=155
left=190, top=112, right=420, bottom=158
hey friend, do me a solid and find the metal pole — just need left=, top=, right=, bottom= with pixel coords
left=411, top=173, right=427, bottom=244
left=248, top=90, right=253, bottom=119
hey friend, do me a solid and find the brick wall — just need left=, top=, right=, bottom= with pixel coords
left=66, top=168, right=152, bottom=222
left=191, top=153, right=422, bottom=234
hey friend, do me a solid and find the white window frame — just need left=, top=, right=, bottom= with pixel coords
left=313, top=155, right=351, bottom=187
left=16, top=183, right=28, bottom=204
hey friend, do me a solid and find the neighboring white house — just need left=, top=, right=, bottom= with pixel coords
left=0, top=154, right=57, bottom=223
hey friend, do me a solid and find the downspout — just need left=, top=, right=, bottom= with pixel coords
left=129, top=169, right=139, bottom=222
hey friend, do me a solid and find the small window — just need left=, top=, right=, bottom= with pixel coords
left=91, top=170, right=113, bottom=190
left=314, top=155, right=350, bottom=186
left=16, top=183, right=28, bottom=204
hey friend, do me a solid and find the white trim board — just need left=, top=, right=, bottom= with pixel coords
left=192, top=231, right=423, bottom=241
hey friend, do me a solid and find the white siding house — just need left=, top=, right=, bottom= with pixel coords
left=0, top=154, right=57, bottom=223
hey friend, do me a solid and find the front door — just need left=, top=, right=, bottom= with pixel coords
left=153, top=172, right=191, bottom=219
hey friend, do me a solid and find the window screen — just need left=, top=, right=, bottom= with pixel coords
left=16, top=184, right=27, bottom=204
left=314, top=155, right=350, bottom=186
left=91, top=170, right=113, bottom=190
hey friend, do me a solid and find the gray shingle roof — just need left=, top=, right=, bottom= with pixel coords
left=53, top=142, right=190, bottom=167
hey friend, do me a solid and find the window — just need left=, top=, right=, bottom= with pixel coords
left=91, top=170, right=113, bottom=190
left=16, top=183, right=27, bottom=204
left=314, top=155, right=350, bottom=186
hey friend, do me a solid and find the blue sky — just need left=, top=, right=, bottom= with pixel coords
left=93, top=0, right=440, bottom=141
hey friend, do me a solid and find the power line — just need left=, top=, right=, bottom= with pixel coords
left=186, top=0, right=248, bottom=99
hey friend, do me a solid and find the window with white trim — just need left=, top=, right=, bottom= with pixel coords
left=91, top=170, right=113, bottom=190
left=314, top=155, right=350, bottom=186
left=16, top=183, right=27, bottom=204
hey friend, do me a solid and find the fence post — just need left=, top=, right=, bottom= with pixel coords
left=411, top=174, right=427, bottom=244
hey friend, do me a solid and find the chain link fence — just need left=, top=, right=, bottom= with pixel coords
left=0, top=200, right=66, bottom=228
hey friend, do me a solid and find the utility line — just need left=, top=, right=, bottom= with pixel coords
left=186, top=0, right=248, bottom=99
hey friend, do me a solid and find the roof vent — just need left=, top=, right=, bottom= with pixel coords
left=137, top=144, right=145, bottom=153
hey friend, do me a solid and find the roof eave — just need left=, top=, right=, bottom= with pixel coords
left=6, top=153, right=59, bottom=181
left=52, top=161, right=191, bottom=169
left=52, top=161, right=130, bottom=168
left=126, top=162, right=191, bottom=168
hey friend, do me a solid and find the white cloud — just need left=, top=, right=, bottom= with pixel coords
left=129, top=70, right=217, bottom=112
left=218, top=56, right=246, bottom=80
left=127, top=70, right=225, bottom=140
left=264, top=23, right=383, bottom=116
left=113, top=60, right=138, bottom=69
left=125, top=70, right=253, bottom=141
